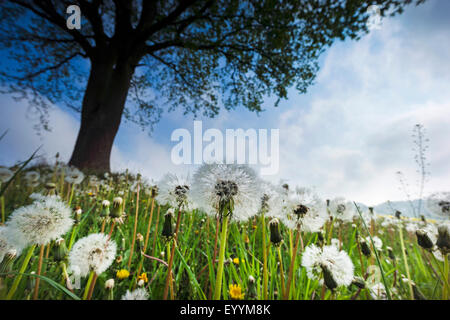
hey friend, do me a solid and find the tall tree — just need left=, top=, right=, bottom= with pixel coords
left=0, top=0, right=425, bottom=171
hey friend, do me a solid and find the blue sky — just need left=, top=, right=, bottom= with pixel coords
left=1, top=0, right=449, bottom=205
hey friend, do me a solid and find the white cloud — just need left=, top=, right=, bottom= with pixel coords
left=275, top=2, right=450, bottom=204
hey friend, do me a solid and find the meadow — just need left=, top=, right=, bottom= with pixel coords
left=0, top=158, right=448, bottom=300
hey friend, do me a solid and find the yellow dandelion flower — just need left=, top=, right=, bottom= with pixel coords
left=116, top=269, right=130, bottom=279
left=195, top=230, right=200, bottom=235
left=229, top=284, right=245, bottom=300
left=233, top=257, right=240, bottom=265
left=138, top=272, right=148, bottom=283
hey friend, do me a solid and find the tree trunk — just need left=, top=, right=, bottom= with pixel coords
left=68, top=56, right=135, bottom=172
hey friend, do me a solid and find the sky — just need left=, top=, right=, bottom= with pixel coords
left=0, top=0, right=449, bottom=206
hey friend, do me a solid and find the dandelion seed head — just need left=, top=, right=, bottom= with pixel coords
left=5, top=196, right=73, bottom=247
left=329, top=197, right=354, bottom=222
left=365, top=236, right=383, bottom=251
left=277, top=187, right=327, bottom=232
left=301, top=244, right=354, bottom=288
left=426, top=192, right=450, bottom=218
left=0, top=167, right=13, bottom=182
left=0, top=226, right=22, bottom=263
left=64, top=166, right=85, bottom=185
left=68, top=233, right=116, bottom=277
left=191, top=164, right=261, bottom=221
left=156, top=173, right=193, bottom=210
left=121, top=288, right=149, bottom=300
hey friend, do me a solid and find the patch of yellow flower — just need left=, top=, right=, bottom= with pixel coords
left=116, top=269, right=130, bottom=279
left=229, top=283, right=245, bottom=300
left=138, top=272, right=148, bottom=283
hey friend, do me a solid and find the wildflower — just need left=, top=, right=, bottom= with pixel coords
left=360, top=239, right=371, bottom=257
left=53, top=238, right=68, bottom=262
left=416, top=229, right=434, bottom=250
left=228, top=284, right=245, bottom=300
left=365, top=236, right=383, bottom=251
left=351, top=277, right=366, bottom=289
left=121, top=288, right=149, bottom=300
left=328, top=197, right=354, bottom=223
left=0, top=167, right=13, bottom=182
left=68, top=233, right=117, bottom=277
left=105, top=279, right=115, bottom=290
left=156, top=173, right=192, bottom=210
left=111, top=197, right=123, bottom=218
left=116, top=269, right=130, bottom=279
left=269, top=218, right=283, bottom=246
left=369, top=282, right=388, bottom=300
left=0, top=226, right=21, bottom=263
left=301, top=244, right=354, bottom=290
left=191, top=164, right=261, bottom=221
left=278, top=187, right=327, bottom=233
left=0, top=249, right=17, bottom=274
left=161, top=209, right=174, bottom=239
left=65, top=166, right=85, bottom=185
left=137, top=272, right=148, bottom=283
left=24, top=171, right=40, bottom=186
left=436, top=222, right=450, bottom=254
left=232, top=258, right=240, bottom=265
left=5, top=195, right=73, bottom=248
left=259, top=181, right=284, bottom=217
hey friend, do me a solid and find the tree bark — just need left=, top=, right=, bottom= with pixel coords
left=68, top=53, right=135, bottom=172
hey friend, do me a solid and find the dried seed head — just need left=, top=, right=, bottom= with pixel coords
left=322, top=264, right=338, bottom=290
left=53, top=238, right=68, bottom=262
left=161, top=211, right=174, bottom=239
left=215, top=180, right=238, bottom=199
left=111, top=197, right=123, bottom=218
left=269, top=218, right=282, bottom=246
left=360, top=239, right=371, bottom=257
left=416, top=229, right=434, bottom=250
left=0, top=249, right=17, bottom=274
left=293, top=204, right=309, bottom=218
left=105, top=279, right=115, bottom=290
left=436, top=224, right=450, bottom=254
left=352, top=276, right=366, bottom=289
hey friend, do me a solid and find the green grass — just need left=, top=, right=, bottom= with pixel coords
left=0, top=165, right=448, bottom=300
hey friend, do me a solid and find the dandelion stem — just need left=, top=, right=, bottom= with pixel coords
left=443, top=253, right=449, bottom=300
left=87, top=273, right=98, bottom=300
left=354, top=202, right=392, bottom=300
left=213, top=214, right=229, bottom=300
left=208, top=214, right=221, bottom=299
left=68, top=225, right=78, bottom=251
left=261, top=212, right=268, bottom=300
left=398, top=224, right=414, bottom=300
left=68, top=184, right=75, bottom=206
left=6, top=244, right=36, bottom=300
left=277, top=246, right=285, bottom=298
left=163, top=207, right=182, bottom=300
left=32, top=244, right=45, bottom=300
left=82, top=271, right=95, bottom=300
left=128, top=183, right=140, bottom=269
left=284, top=224, right=301, bottom=300
left=143, top=198, right=155, bottom=253
left=151, top=205, right=161, bottom=256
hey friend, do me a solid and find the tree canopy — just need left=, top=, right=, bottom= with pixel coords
left=0, top=0, right=424, bottom=133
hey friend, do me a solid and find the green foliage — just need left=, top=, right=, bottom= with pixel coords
left=0, top=0, right=425, bottom=133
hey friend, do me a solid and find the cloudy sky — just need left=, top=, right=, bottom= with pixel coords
left=1, top=0, right=449, bottom=205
